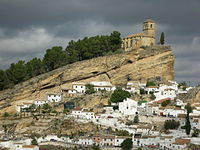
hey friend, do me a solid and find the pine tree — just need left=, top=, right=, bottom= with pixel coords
left=160, top=32, right=165, bottom=45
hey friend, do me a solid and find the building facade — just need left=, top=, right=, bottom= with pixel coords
left=122, top=19, right=156, bottom=51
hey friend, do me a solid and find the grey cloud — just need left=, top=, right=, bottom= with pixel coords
left=0, top=0, right=199, bottom=84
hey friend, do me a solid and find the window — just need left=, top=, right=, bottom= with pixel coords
left=150, top=24, right=153, bottom=28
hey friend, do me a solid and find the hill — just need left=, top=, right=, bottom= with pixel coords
left=0, top=45, right=174, bottom=113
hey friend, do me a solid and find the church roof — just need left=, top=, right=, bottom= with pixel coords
left=144, top=19, right=155, bottom=23
left=123, top=32, right=153, bottom=39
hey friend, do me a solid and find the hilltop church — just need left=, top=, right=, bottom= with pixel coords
left=122, top=19, right=156, bottom=51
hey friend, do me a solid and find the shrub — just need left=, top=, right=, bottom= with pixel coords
left=161, top=100, right=171, bottom=107
left=133, top=115, right=139, bottom=124
left=164, top=119, right=180, bottom=130
left=140, top=88, right=146, bottom=95
left=2, top=112, right=9, bottom=117
left=146, top=81, right=156, bottom=87
left=85, top=84, right=95, bottom=94
left=31, top=138, right=38, bottom=145
left=116, top=130, right=130, bottom=136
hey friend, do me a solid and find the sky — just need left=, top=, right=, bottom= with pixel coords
left=0, top=0, right=199, bottom=85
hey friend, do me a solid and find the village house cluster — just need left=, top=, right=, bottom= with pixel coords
left=63, top=80, right=200, bottom=149
left=8, top=79, right=200, bottom=149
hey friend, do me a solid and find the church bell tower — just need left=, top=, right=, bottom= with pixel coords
left=143, top=19, right=155, bottom=38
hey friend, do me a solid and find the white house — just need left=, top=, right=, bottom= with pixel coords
left=77, top=137, right=93, bottom=145
left=61, top=88, right=78, bottom=97
left=47, top=93, right=62, bottom=102
left=170, top=138, right=191, bottom=150
left=145, top=86, right=159, bottom=94
left=146, top=104, right=159, bottom=116
left=90, top=81, right=114, bottom=92
left=16, top=102, right=33, bottom=113
left=34, top=100, right=48, bottom=106
left=118, top=98, right=138, bottom=115
left=16, top=145, right=39, bottom=150
left=125, top=81, right=140, bottom=94
left=154, top=88, right=176, bottom=101
left=72, top=82, right=86, bottom=93
left=159, top=106, right=185, bottom=117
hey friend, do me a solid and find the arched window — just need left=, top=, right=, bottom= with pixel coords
left=150, top=24, right=153, bottom=28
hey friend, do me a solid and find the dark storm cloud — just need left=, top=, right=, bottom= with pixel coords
left=0, top=0, right=199, bottom=83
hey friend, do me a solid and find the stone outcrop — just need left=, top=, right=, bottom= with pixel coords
left=0, top=45, right=174, bottom=113
left=178, top=86, right=200, bottom=103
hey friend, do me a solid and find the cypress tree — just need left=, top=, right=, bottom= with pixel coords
left=185, top=103, right=192, bottom=135
left=160, top=32, right=165, bottom=45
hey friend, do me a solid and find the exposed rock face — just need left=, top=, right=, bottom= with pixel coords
left=178, top=86, right=200, bottom=103
left=0, top=45, right=174, bottom=113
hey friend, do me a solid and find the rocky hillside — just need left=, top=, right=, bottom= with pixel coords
left=178, top=86, right=200, bottom=103
left=0, top=45, right=174, bottom=113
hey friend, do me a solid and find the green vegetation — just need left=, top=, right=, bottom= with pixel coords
left=138, top=100, right=147, bottom=105
left=133, top=115, right=139, bottom=124
left=160, top=32, right=165, bottom=45
left=150, top=93, right=156, bottom=100
left=85, top=84, right=96, bottom=94
left=92, top=145, right=101, bottom=150
left=31, top=138, right=38, bottom=145
left=2, top=112, right=9, bottom=117
left=109, top=87, right=131, bottom=104
left=0, top=31, right=121, bottom=91
left=42, top=103, right=52, bottom=113
left=116, top=130, right=130, bottom=136
left=179, top=81, right=188, bottom=90
left=140, top=88, right=146, bottom=95
left=121, top=138, right=133, bottom=150
left=185, top=103, right=192, bottom=135
left=146, top=81, right=156, bottom=87
left=40, top=145, right=70, bottom=150
left=161, top=100, right=171, bottom=107
left=192, top=128, right=200, bottom=137
left=164, top=119, right=180, bottom=130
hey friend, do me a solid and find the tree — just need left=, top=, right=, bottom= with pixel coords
left=133, top=115, right=139, bottom=124
left=92, top=145, right=101, bottom=150
left=121, top=138, right=133, bottom=150
left=0, top=70, right=9, bottom=90
left=192, top=128, right=200, bottom=137
left=161, top=100, right=171, bottom=107
left=7, top=61, right=27, bottom=84
left=160, top=32, right=165, bottom=45
left=164, top=119, right=180, bottom=130
left=109, top=31, right=122, bottom=51
left=43, top=46, right=68, bottom=72
left=42, top=103, right=52, bottom=113
left=26, top=58, right=44, bottom=78
left=109, top=88, right=131, bottom=103
left=31, top=138, right=38, bottom=145
left=185, top=103, right=192, bottom=135
left=85, top=84, right=95, bottom=94
left=29, top=104, right=36, bottom=112
left=150, top=93, right=156, bottom=100
left=185, top=103, right=192, bottom=114
left=140, top=88, right=146, bottom=95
